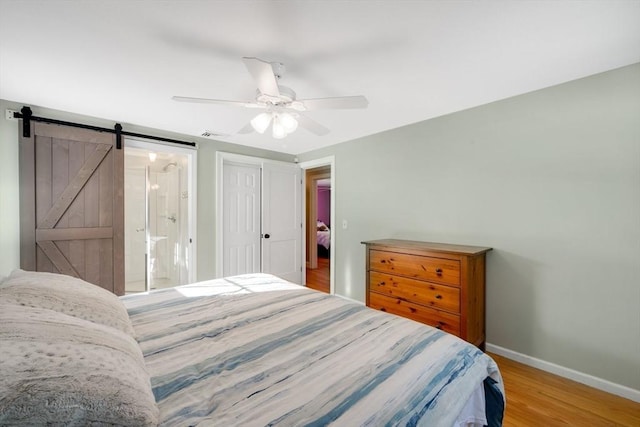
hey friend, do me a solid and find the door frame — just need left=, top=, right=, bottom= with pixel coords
left=300, top=156, right=335, bottom=294
left=125, top=138, right=198, bottom=286
left=305, top=166, right=331, bottom=270
left=215, top=152, right=301, bottom=279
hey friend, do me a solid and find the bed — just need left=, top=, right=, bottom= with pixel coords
left=0, top=270, right=504, bottom=426
left=317, top=220, right=331, bottom=258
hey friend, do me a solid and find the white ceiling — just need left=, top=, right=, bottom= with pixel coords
left=1, top=1, right=638, bottom=155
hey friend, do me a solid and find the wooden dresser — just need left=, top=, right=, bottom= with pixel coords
left=362, top=239, right=492, bottom=349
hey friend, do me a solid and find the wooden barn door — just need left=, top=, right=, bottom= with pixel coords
left=19, top=121, right=124, bottom=295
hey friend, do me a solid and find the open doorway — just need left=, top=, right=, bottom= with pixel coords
left=124, top=139, right=196, bottom=294
left=301, top=157, right=335, bottom=294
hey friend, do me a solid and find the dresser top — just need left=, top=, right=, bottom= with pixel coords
left=361, top=239, right=492, bottom=256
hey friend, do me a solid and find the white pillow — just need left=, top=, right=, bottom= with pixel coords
left=0, top=303, right=158, bottom=426
left=0, top=269, right=135, bottom=337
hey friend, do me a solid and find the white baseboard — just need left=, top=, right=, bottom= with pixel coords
left=334, top=293, right=365, bottom=305
left=486, top=343, right=640, bottom=403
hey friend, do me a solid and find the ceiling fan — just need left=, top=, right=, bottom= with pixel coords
left=172, top=57, right=369, bottom=139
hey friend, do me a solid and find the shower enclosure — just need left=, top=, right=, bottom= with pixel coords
left=124, top=142, right=195, bottom=293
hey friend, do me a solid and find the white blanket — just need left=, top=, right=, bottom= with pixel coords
left=122, top=274, right=503, bottom=426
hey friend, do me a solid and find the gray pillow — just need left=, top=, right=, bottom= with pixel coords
left=0, top=269, right=135, bottom=337
left=0, top=302, right=159, bottom=426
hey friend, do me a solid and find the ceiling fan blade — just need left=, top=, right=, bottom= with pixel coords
left=297, top=95, right=369, bottom=111
left=237, top=123, right=255, bottom=134
left=242, top=57, right=281, bottom=97
left=297, top=114, right=330, bottom=136
left=172, top=96, right=263, bottom=108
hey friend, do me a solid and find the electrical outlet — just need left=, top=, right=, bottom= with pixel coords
left=5, top=109, right=18, bottom=121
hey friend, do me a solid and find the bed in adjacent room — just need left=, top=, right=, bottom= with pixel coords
left=0, top=270, right=504, bottom=426
left=317, top=220, right=331, bottom=258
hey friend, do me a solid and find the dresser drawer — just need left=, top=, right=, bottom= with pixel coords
left=369, top=250, right=460, bottom=286
left=369, top=292, right=461, bottom=336
left=369, top=271, right=460, bottom=314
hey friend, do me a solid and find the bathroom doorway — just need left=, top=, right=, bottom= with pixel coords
left=124, top=140, right=196, bottom=293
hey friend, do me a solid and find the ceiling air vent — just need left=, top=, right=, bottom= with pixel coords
left=201, top=130, right=226, bottom=138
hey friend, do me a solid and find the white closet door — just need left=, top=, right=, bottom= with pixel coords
left=223, top=162, right=261, bottom=276
left=262, top=162, right=302, bottom=284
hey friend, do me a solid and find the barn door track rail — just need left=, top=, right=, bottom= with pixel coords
left=12, top=106, right=197, bottom=149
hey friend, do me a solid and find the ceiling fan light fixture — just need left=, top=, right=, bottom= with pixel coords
left=272, top=115, right=287, bottom=139
left=280, top=112, right=298, bottom=133
left=250, top=112, right=272, bottom=134
left=174, top=57, right=369, bottom=140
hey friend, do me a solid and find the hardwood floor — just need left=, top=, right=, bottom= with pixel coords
left=489, top=352, right=640, bottom=426
left=306, top=257, right=330, bottom=293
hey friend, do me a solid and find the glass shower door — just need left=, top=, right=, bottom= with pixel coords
left=148, top=161, right=184, bottom=290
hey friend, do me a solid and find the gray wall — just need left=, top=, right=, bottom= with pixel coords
left=298, top=64, right=640, bottom=391
left=0, top=101, right=20, bottom=277
left=0, top=99, right=293, bottom=281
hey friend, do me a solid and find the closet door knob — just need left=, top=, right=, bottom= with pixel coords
left=264, top=234, right=270, bottom=239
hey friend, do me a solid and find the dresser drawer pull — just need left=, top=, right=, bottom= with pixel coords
left=435, top=324, right=442, bottom=330
left=435, top=294, right=442, bottom=299
left=435, top=268, right=443, bottom=275
left=380, top=308, right=387, bottom=312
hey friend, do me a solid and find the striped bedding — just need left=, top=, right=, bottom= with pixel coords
left=122, top=273, right=503, bottom=426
